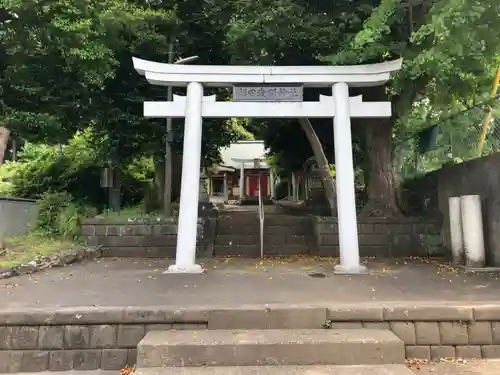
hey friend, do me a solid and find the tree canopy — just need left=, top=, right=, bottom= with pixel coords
left=1, top=0, right=499, bottom=214
left=0, top=0, right=245, bottom=165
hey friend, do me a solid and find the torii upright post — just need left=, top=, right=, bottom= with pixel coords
left=165, top=82, right=205, bottom=274
left=332, top=82, right=365, bottom=273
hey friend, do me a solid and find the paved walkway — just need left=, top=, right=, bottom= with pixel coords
left=410, top=360, right=500, bottom=375
left=11, top=360, right=500, bottom=374
left=1, top=256, right=500, bottom=310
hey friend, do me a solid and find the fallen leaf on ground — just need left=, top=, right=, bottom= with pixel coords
left=405, top=358, right=429, bottom=370
left=0, top=283, right=18, bottom=288
left=120, top=368, right=135, bottom=375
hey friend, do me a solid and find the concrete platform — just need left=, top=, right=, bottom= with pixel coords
left=137, top=365, right=412, bottom=375
left=2, top=257, right=500, bottom=371
left=2, top=257, right=500, bottom=310
left=136, top=329, right=404, bottom=367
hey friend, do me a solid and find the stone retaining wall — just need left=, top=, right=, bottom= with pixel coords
left=314, top=216, right=443, bottom=257
left=81, top=217, right=208, bottom=258
left=0, top=308, right=208, bottom=373
left=326, top=304, right=500, bottom=360
left=1, top=304, right=500, bottom=372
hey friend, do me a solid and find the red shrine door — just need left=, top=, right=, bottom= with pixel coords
left=248, top=174, right=268, bottom=197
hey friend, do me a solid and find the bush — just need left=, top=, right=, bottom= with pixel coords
left=5, top=134, right=147, bottom=209
left=57, top=202, right=97, bottom=239
left=36, top=191, right=97, bottom=239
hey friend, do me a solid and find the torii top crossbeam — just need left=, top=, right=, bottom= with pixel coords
left=132, top=57, right=403, bottom=88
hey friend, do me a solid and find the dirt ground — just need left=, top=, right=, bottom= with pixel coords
left=1, top=256, right=500, bottom=310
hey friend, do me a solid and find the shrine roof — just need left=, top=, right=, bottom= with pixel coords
left=220, top=140, right=270, bottom=169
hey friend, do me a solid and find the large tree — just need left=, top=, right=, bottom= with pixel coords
left=0, top=0, right=248, bottom=207
left=227, top=0, right=500, bottom=217
left=226, top=0, right=374, bottom=215
left=323, top=0, right=500, bottom=216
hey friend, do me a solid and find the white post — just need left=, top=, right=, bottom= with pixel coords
left=461, top=195, right=486, bottom=268
left=239, top=163, right=245, bottom=199
left=332, top=82, right=365, bottom=274
left=448, top=197, right=464, bottom=265
left=166, top=82, right=204, bottom=274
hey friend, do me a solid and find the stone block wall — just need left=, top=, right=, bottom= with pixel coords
left=402, top=153, right=500, bottom=266
left=0, top=308, right=207, bottom=372
left=325, top=304, right=500, bottom=360
left=2, top=304, right=500, bottom=372
left=81, top=217, right=207, bottom=258
left=435, top=153, right=500, bottom=266
left=314, top=216, right=443, bottom=257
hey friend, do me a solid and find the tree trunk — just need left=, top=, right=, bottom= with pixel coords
left=0, top=127, right=10, bottom=165
left=298, top=118, right=336, bottom=216
left=154, top=157, right=165, bottom=208
left=360, top=119, right=401, bottom=218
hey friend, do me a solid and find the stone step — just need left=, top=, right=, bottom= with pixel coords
left=214, top=244, right=309, bottom=257
left=214, top=234, right=308, bottom=246
left=137, top=364, right=413, bottom=375
left=216, top=226, right=309, bottom=235
left=216, top=220, right=310, bottom=235
left=136, top=329, right=405, bottom=368
left=217, top=215, right=310, bottom=226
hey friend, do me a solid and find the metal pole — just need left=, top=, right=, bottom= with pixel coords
left=163, top=40, right=174, bottom=217
left=258, top=172, right=264, bottom=259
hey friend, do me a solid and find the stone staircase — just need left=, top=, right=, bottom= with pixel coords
left=134, top=207, right=411, bottom=374
left=135, top=328, right=411, bottom=374
left=214, top=211, right=312, bottom=257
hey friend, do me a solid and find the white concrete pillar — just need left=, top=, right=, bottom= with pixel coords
left=461, top=195, right=486, bottom=268
left=332, top=82, right=365, bottom=274
left=239, top=163, right=245, bottom=198
left=449, top=197, right=464, bottom=265
left=166, top=82, right=204, bottom=274
left=292, top=172, right=298, bottom=201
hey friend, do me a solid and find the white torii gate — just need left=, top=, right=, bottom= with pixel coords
left=133, top=57, right=402, bottom=274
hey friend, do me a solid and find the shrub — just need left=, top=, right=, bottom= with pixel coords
left=36, top=191, right=73, bottom=236
left=36, top=191, right=97, bottom=239
left=6, top=135, right=147, bottom=209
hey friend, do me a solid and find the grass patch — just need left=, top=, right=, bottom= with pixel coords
left=0, top=233, right=73, bottom=269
